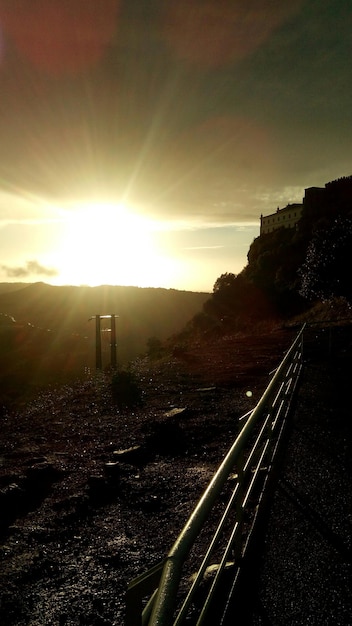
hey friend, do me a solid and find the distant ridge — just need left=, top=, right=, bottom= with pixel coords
left=0, top=282, right=30, bottom=295
left=0, top=282, right=208, bottom=325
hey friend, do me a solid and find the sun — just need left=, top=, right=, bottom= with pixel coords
left=49, top=201, right=178, bottom=287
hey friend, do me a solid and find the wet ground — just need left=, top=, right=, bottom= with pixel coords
left=1, top=325, right=351, bottom=625
left=0, top=328, right=294, bottom=626
left=246, top=326, right=352, bottom=625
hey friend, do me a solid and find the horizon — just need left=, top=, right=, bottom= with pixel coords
left=0, top=278, right=212, bottom=294
left=0, top=196, right=259, bottom=291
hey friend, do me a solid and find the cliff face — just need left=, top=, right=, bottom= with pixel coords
left=195, top=175, right=352, bottom=336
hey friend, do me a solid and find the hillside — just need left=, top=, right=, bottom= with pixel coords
left=0, top=283, right=208, bottom=406
left=2, top=322, right=351, bottom=625
left=0, top=283, right=29, bottom=295
left=0, top=283, right=208, bottom=333
left=181, top=175, right=352, bottom=341
left=0, top=325, right=297, bottom=626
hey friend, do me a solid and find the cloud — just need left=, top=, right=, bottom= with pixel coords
left=254, top=186, right=304, bottom=210
left=184, top=245, right=223, bottom=250
left=1, top=260, right=58, bottom=278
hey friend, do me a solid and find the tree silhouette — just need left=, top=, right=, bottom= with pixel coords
left=213, top=272, right=237, bottom=293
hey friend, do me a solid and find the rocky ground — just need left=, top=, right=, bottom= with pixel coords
left=0, top=326, right=315, bottom=626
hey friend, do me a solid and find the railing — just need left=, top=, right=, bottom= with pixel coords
left=126, top=325, right=305, bottom=626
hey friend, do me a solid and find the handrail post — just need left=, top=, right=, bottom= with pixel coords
left=233, top=449, right=245, bottom=563
left=110, top=314, right=117, bottom=369
left=126, top=561, right=164, bottom=626
left=95, top=315, right=102, bottom=370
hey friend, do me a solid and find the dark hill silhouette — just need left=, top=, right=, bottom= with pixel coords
left=0, top=283, right=29, bottom=295
left=0, top=282, right=208, bottom=331
left=0, top=282, right=208, bottom=406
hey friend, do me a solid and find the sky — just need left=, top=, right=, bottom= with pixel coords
left=0, top=0, right=351, bottom=292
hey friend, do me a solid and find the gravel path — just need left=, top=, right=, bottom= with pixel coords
left=247, top=326, right=352, bottom=625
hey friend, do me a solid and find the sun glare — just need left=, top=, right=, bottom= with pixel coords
left=49, top=201, right=179, bottom=287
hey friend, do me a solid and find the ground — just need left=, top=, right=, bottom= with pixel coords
left=0, top=327, right=298, bottom=626
left=248, top=325, right=352, bottom=625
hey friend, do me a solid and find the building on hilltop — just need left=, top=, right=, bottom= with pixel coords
left=260, top=175, right=352, bottom=236
left=302, top=186, right=326, bottom=217
left=260, top=203, right=303, bottom=235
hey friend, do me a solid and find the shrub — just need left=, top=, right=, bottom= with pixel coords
left=146, top=336, right=164, bottom=359
left=110, top=370, right=143, bottom=408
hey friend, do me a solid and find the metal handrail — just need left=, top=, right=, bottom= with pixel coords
left=126, top=325, right=305, bottom=626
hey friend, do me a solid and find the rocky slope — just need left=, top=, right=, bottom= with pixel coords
left=0, top=327, right=301, bottom=625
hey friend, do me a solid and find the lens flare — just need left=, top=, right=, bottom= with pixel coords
left=0, top=0, right=121, bottom=75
